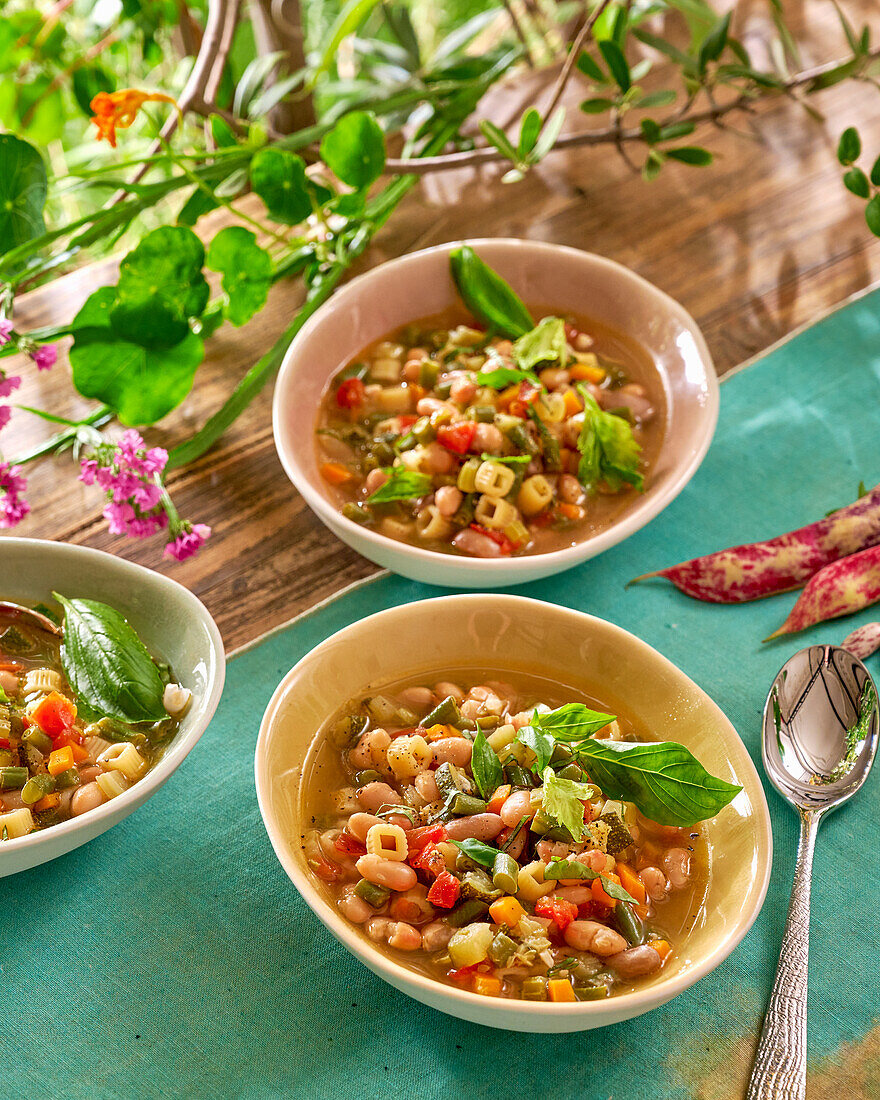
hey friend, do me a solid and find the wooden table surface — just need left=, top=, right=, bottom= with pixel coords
left=7, top=0, right=880, bottom=653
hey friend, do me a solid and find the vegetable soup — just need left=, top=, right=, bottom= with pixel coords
left=301, top=672, right=739, bottom=1002
left=314, top=247, right=664, bottom=560
left=0, top=597, right=192, bottom=840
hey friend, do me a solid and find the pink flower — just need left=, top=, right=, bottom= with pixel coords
left=164, top=523, right=211, bottom=561
left=0, top=407, right=10, bottom=432
left=0, top=374, right=21, bottom=399
left=32, top=344, right=57, bottom=371
left=0, top=320, right=12, bottom=347
left=80, top=430, right=171, bottom=542
left=0, top=462, right=29, bottom=528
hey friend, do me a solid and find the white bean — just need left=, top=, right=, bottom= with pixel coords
left=349, top=729, right=391, bottom=772
left=366, top=916, right=393, bottom=942
left=421, top=920, right=454, bottom=952
left=356, top=781, right=403, bottom=813
left=422, top=442, right=456, bottom=474
left=606, top=945, right=662, bottom=977
left=398, top=686, right=435, bottom=712
left=500, top=789, right=535, bottom=828
left=564, top=921, right=627, bottom=956
left=558, top=474, right=585, bottom=504
left=444, top=813, right=504, bottom=842
left=471, top=423, right=504, bottom=454
left=451, top=528, right=503, bottom=558
left=639, top=865, right=669, bottom=902
left=364, top=468, right=389, bottom=494
left=347, top=812, right=383, bottom=842
left=663, top=847, right=691, bottom=889
left=0, top=670, right=18, bottom=694
left=415, top=771, right=439, bottom=802
left=388, top=922, right=422, bottom=951
left=356, top=854, right=418, bottom=892
left=433, top=681, right=464, bottom=702
left=71, top=782, right=106, bottom=817
left=338, top=885, right=372, bottom=924
left=435, top=485, right=463, bottom=517
left=430, top=738, right=472, bottom=768
left=555, top=885, right=592, bottom=904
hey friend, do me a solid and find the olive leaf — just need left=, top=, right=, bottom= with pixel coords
left=70, top=288, right=204, bottom=426
left=110, top=226, right=210, bottom=349
left=250, top=147, right=312, bottom=225
left=0, top=134, right=48, bottom=274
left=206, top=226, right=272, bottom=326
left=320, top=110, right=386, bottom=189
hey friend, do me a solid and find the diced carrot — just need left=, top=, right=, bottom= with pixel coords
left=471, top=974, right=502, bottom=997
left=0, top=660, right=23, bottom=673
left=34, top=792, right=61, bottom=812
left=648, top=938, right=672, bottom=962
left=508, top=400, right=527, bottom=418
left=616, top=863, right=647, bottom=907
left=558, top=502, right=585, bottom=522
left=489, top=896, right=526, bottom=927
left=70, top=742, right=89, bottom=763
left=591, top=873, right=622, bottom=908
left=487, top=783, right=511, bottom=815
left=548, top=978, right=577, bottom=1003
left=320, top=462, right=356, bottom=487
left=47, top=745, right=75, bottom=776
left=562, top=389, right=583, bottom=417
left=408, top=384, right=427, bottom=401
left=569, top=363, right=605, bottom=383
left=497, top=384, right=521, bottom=408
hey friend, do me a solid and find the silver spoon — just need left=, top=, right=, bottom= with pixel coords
left=746, top=645, right=879, bottom=1100
left=0, top=601, right=61, bottom=636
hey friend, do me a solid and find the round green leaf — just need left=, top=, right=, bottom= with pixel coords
left=110, top=226, right=209, bottom=349
left=870, top=155, right=880, bottom=187
left=250, top=147, right=312, bottom=225
left=866, top=194, right=880, bottom=238
left=837, top=126, right=861, bottom=166
left=843, top=166, right=870, bottom=199
left=320, top=110, right=386, bottom=189
left=71, top=288, right=205, bottom=425
left=206, top=226, right=272, bottom=327
left=0, top=133, right=47, bottom=274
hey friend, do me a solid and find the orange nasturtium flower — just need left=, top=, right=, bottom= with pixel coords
left=90, top=89, right=179, bottom=148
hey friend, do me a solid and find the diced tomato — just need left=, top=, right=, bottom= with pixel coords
left=19, top=715, right=30, bottom=729
left=447, top=963, right=480, bottom=985
left=530, top=510, right=554, bottom=528
left=336, top=377, right=366, bottom=408
left=0, top=737, right=8, bottom=750
left=411, top=843, right=446, bottom=878
left=535, top=896, right=579, bottom=931
left=427, top=871, right=461, bottom=909
left=469, top=524, right=514, bottom=556
left=0, top=660, right=22, bottom=672
left=436, top=421, right=476, bottom=455
left=334, top=832, right=366, bottom=856
left=519, top=381, right=542, bottom=405
left=406, top=824, right=447, bottom=851
left=397, top=415, right=418, bottom=430
left=31, top=692, right=77, bottom=738
left=577, top=900, right=599, bottom=920
left=308, top=855, right=343, bottom=883
left=52, top=727, right=85, bottom=749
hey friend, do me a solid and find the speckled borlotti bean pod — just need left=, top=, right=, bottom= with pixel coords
left=631, top=485, right=880, bottom=603
left=765, top=544, right=880, bottom=640
left=841, top=622, right=880, bottom=660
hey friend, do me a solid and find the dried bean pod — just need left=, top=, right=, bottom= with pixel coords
left=842, top=622, right=880, bottom=660
left=765, top=544, right=880, bottom=640
left=631, top=485, right=880, bottom=603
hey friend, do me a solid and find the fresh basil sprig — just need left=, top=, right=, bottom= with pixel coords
left=470, top=729, right=503, bottom=799
left=53, top=593, right=168, bottom=724
left=475, top=365, right=541, bottom=390
left=533, top=702, right=616, bottom=742
left=543, top=858, right=638, bottom=904
left=449, top=245, right=534, bottom=339
left=516, top=720, right=556, bottom=773
left=366, top=467, right=432, bottom=504
left=541, top=766, right=595, bottom=842
left=573, top=738, right=742, bottom=826
left=451, top=838, right=500, bottom=869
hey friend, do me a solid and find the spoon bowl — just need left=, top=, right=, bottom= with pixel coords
left=747, top=645, right=878, bottom=1100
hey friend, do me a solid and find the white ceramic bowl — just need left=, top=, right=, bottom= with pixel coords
left=273, top=238, right=718, bottom=586
left=0, top=538, right=225, bottom=876
left=255, top=594, right=771, bottom=1032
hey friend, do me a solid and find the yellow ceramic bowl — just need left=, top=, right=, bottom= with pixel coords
left=255, top=595, right=771, bottom=1032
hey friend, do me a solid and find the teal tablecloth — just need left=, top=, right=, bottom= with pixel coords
left=7, top=290, right=880, bottom=1099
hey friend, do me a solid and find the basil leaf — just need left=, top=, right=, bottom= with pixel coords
left=541, top=766, right=594, bottom=841
left=513, top=316, right=567, bottom=370
left=516, top=718, right=556, bottom=773
left=576, top=386, right=644, bottom=493
left=376, top=803, right=419, bottom=825
left=533, top=703, right=616, bottom=742
left=475, top=365, right=541, bottom=389
left=471, top=729, right=503, bottom=799
left=451, top=838, right=500, bottom=869
left=449, top=245, right=534, bottom=339
left=367, top=467, right=432, bottom=503
left=543, top=859, right=637, bottom=904
left=53, top=593, right=168, bottom=724
left=574, top=739, right=742, bottom=826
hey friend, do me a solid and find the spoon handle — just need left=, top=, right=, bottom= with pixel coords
left=746, top=811, right=819, bottom=1100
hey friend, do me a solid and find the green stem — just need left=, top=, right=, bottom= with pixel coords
left=10, top=406, right=114, bottom=465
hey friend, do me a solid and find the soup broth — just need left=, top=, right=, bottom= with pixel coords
left=301, top=670, right=708, bottom=1002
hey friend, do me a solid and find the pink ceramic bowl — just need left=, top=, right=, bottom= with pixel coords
left=273, top=239, right=718, bottom=586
